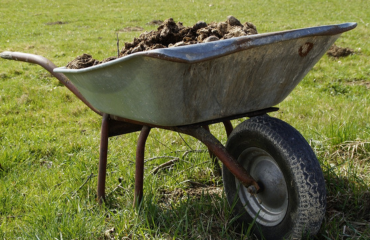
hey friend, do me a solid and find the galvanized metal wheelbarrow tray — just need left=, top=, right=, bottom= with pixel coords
left=1, top=22, right=356, bottom=238
left=52, top=22, right=355, bottom=127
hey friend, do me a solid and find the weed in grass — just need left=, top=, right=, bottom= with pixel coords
left=0, top=73, right=10, bottom=81
left=325, top=81, right=349, bottom=96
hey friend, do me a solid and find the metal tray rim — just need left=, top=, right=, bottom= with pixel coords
left=54, top=22, right=356, bottom=74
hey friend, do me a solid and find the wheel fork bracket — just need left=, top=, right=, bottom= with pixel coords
left=171, top=126, right=260, bottom=193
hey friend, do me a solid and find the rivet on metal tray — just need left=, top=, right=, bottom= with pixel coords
left=299, top=42, right=314, bottom=57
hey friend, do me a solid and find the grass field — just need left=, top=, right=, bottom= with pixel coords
left=1, top=0, right=370, bottom=239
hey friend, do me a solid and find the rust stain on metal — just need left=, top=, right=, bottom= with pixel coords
left=299, top=42, right=314, bottom=57
left=97, top=114, right=109, bottom=204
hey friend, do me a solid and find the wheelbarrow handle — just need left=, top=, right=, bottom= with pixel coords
left=1, top=51, right=102, bottom=116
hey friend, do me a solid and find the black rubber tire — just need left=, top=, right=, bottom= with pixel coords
left=223, top=115, right=326, bottom=240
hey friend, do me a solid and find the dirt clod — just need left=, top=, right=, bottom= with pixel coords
left=66, top=54, right=101, bottom=69
left=67, top=16, right=258, bottom=69
left=327, top=44, right=354, bottom=58
left=227, top=15, right=242, bottom=27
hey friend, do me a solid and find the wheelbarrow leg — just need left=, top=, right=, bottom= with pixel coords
left=222, top=120, right=233, bottom=137
left=133, top=125, right=151, bottom=208
left=202, top=125, right=222, bottom=176
left=202, top=121, right=233, bottom=177
left=97, top=113, right=109, bottom=204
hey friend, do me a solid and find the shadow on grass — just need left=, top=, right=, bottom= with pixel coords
left=101, top=164, right=370, bottom=239
left=317, top=166, right=370, bottom=240
left=103, top=184, right=257, bottom=240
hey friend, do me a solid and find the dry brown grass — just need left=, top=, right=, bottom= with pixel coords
left=314, top=140, right=370, bottom=239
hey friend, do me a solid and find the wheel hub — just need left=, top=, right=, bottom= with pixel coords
left=235, top=147, right=288, bottom=226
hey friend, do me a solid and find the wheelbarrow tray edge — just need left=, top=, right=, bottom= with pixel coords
left=54, top=22, right=356, bottom=69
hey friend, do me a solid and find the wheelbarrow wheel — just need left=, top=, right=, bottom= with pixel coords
left=223, top=115, right=325, bottom=240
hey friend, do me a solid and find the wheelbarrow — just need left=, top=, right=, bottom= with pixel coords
left=1, top=22, right=356, bottom=239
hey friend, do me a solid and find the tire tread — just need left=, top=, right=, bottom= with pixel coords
left=223, top=115, right=325, bottom=239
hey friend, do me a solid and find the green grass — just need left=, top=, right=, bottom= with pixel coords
left=1, top=0, right=370, bottom=239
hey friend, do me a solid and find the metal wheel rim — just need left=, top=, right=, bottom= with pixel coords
left=235, top=147, right=288, bottom=226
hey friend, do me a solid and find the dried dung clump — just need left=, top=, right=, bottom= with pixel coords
left=66, top=54, right=100, bottom=69
left=66, top=16, right=258, bottom=69
left=66, top=54, right=116, bottom=69
left=327, top=44, right=354, bottom=58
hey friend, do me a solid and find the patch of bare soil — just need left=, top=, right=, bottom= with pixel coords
left=45, top=21, right=67, bottom=25
left=345, top=80, right=370, bottom=89
left=66, top=16, right=257, bottom=69
left=327, top=44, right=354, bottom=58
left=146, top=20, right=163, bottom=25
left=159, top=186, right=223, bottom=203
left=186, top=186, right=223, bottom=198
